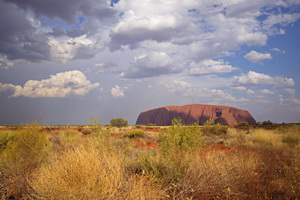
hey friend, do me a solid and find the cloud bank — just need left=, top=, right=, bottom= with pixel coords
left=0, top=70, right=99, bottom=98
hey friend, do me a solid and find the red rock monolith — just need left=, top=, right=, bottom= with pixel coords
left=136, top=104, right=256, bottom=126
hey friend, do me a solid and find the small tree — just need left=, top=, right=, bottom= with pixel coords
left=88, top=117, right=103, bottom=134
left=110, top=118, right=128, bottom=127
left=238, top=121, right=249, bottom=127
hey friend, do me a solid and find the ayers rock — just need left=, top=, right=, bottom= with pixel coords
left=136, top=104, right=256, bottom=126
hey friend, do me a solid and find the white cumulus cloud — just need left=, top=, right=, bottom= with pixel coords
left=189, top=59, right=239, bottom=76
left=233, top=71, right=294, bottom=87
left=49, top=35, right=96, bottom=63
left=244, top=50, right=272, bottom=63
left=111, top=85, right=125, bottom=98
left=0, top=70, right=100, bottom=98
left=0, top=83, right=16, bottom=92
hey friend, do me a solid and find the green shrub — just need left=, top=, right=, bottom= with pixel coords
left=202, top=118, right=228, bottom=135
left=239, top=121, right=249, bottom=126
left=0, top=124, right=51, bottom=199
left=126, top=129, right=144, bottom=138
left=110, top=118, right=128, bottom=127
left=138, top=118, right=204, bottom=184
left=160, top=118, right=203, bottom=153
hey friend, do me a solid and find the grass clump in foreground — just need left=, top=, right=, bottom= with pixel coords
left=29, top=144, right=163, bottom=200
left=0, top=124, right=51, bottom=199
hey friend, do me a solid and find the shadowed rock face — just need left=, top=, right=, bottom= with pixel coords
left=136, top=104, right=256, bottom=126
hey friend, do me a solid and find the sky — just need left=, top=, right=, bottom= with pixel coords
left=0, top=0, right=300, bottom=125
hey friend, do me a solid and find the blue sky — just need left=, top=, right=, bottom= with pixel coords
left=0, top=0, right=300, bottom=125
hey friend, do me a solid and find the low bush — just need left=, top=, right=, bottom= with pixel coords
left=126, top=129, right=144, bottom=138
left=159, top=118, right=203, bottom=153
left=238, top=121, right=249, bottom=126
left=202, top=122, right=228, bottom=135
left=135, top=118, right=204, bottom=195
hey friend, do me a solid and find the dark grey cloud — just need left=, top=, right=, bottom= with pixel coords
left=0, top=1, right=51, bottom=62
left=0, top=0, right=108, bottom=63
left=49, top=27, right=66, bottom=37
left=110, top=27, right=175, bottom=50
left=74, top=44, right=99, bottom=60
left=5, top=0, right=117, bottom=24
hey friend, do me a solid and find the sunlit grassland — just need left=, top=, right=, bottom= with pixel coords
left=0, top=122, right=300, bottom=199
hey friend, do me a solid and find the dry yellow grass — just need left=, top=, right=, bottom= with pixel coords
left=172, top=150, right=260, bottom=199
left=2, top=124, right=300, bottom=199
left=29, top=145, right=164, bottom=200
left=0, top=125, right=51, bottom=199
left=250, top=129, right=283, bottom=147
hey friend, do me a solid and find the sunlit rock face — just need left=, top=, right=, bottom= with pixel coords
left=136, top=104, right=256, bottom=126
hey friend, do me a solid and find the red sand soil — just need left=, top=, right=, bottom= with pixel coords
left=132, top=138, right=158, bottom=150
left=131, top=137, right=235, bottom=153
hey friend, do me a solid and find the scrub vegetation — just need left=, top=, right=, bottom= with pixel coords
left=0, top=120, right=300, bottom=199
